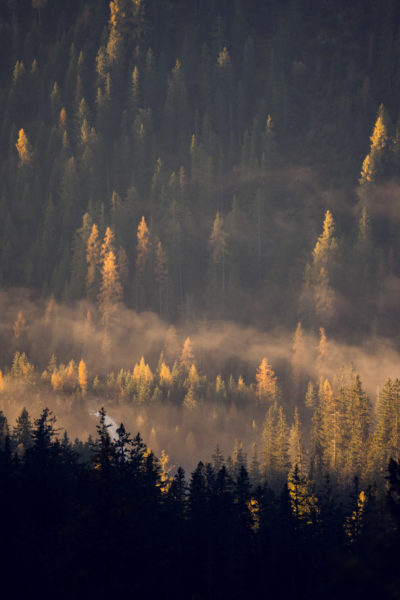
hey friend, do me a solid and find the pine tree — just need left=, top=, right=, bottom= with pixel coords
left=12, top=407, right=33, bottom=454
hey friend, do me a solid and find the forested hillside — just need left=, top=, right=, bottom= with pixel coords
left=1, top=0, right=400, bottom=335
left=4, top=2, right=400, bottom=596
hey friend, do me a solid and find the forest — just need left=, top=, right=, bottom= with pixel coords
left=2, top=0, right=400, bottom=597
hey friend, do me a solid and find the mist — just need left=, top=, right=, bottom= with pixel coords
left=0, top=288, right=399, bottom=471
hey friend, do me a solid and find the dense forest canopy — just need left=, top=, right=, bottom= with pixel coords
left=1, top=0, right=400, bottom=335
left=3, top=2, right=400, bottom=596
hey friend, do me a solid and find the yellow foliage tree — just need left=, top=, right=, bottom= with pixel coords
left=180, top=337, right=194, bottom=370
left=300, top=211, right=337, bottom=325
left=159, top=362, right=172, bottom=386
left=16, top=128, right=33, bottom=166
left=101, top=226, right=116, bottom=261
left=51, top=371, right=63, bottom=392
left=256, top=357, right=277, bottom=403
left=186, top=363, right=200, bottom=387
left=98, top=250, right=122, bottom=326
left=359, top=104, right=389, bottom=186
left=312, top=210, right=337, bottom=269
left=78, top=359, right=88, bottom=395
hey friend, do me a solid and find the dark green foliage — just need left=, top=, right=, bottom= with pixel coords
left=1, top=0, right=400, bottom=335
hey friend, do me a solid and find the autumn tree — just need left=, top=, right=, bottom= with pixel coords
left=98, top=249, right=122, bottom=327
left=78, top=359, right=88, bottom=396
left=16, top=129, right=33, bottom=167
left=300, top=211, right=338, bottom=326
left=180, top=337, right=195, bottom=371
left=255, top=357, right=278, bottom=405
left=359, top=103, right=390, bottom=186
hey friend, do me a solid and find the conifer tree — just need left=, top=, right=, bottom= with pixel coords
left=86, top=223, right=101, bottom=301
left=98, top=249, right=123, bottom=327
left=288, top=408, right=306, bottom=476
left=301, top=212, right=338, bottom=325
left=78, top=359, right=88, bottom=396
left=12, top=407, right=33, bottom=453
left=180, top=337, right=195, bottom=371
left=136, top=217, right=150, bottom=274
left=16, top=129, right=33, bottom=167
left=343, top=374, right=371, bottom=481
left=359, top=103, right=390, bottom=186
left=208, top=212, right=228, bottom=303
left=256, top=357, right=277, bottom=405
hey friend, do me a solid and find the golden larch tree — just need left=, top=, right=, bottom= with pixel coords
left=78, top=359, right=88, bottom=395
left=312, top=210, right=337, bottom=269
left=16, top=128, right=33, bottom=166
left=359, top=103, right=389, bottom=186
left=180, top=337, right=194, bottom=370
left=256, top=357, right=277, bottom=404
left=159, top=362, right=172, bottom=386
left=98, top=249, right=123, bottom=326
left=101, top=226, right=116, bottom=262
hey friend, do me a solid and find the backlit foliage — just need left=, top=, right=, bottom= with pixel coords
left=16, top=129, right=33, bottom=166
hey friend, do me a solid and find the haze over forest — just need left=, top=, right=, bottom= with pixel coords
left=1, top=0, right=400, bottom=455
left=3, top=2, right=400, bottom=597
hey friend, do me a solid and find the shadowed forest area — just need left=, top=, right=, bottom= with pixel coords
left=2, top=0, right=400, bottom=597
